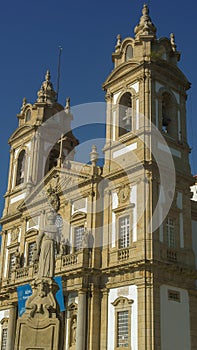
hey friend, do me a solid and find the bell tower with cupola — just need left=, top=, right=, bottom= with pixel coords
left=102, top=4, right=197, bottom=350
left=3, top=70, right=78, bottom=218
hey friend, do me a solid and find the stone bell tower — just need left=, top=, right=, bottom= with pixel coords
left=2, top=70, right=78, bottom=218
left=101, top=4, right=197, bottom=350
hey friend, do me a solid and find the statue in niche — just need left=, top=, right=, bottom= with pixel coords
left=36, top=210, right=60, bottom=279
left=15, top=248, right=21, bottom=269
left=70, top=317, right=77, bottom=345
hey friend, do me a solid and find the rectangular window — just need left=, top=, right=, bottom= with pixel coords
left=168, top=289, right=181, bottom=302
left=27, top=242, right=36, bottom=265
left=166, top=218, right=175, bottom=248
left=8, top=252, right=15, bottom=278
left=1, top=328, right=8, bottom=350
left=74, top=226, right=84, bottom=252
left=119, top=216, right=130, bottom=248
left=117, top=311, right=129, bottom=347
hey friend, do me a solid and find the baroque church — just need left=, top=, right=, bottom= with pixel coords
left=0, top=4, right=197, bottom=350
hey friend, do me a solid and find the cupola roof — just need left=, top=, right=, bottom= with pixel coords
left=134, top=4, right=157, bottom=40
left=37, top=70, right=57, bottom=104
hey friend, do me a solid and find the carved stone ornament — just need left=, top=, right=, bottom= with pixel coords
left=25, top=279, right=60, bottom=319
left=46, top=184, right=60, bottom=211
left=11, top=226, right=20, bottom=243
left=118, top=185, right=130, bottom=204
left=15, top=278, right=61, bottom=350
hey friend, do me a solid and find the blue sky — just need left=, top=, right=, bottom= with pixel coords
left=0, top=0, right=197, bottom=219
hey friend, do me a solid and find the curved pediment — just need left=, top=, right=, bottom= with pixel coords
left=70, top=211, right=87, bottom=223
left=121, top=37, right=135, bottom=50
left=9, top=124, right=35, bottom=143
left=26, top=228, right=39, bottom=236
left=103, top=61, right=140, bottom=88
left=112, top=296, right=134, bottom=307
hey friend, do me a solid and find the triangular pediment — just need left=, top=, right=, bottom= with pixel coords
left=17, top=165, right=92, bottom=212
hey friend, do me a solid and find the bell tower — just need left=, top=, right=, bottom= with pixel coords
left=3, top=70, right=78, bottom=218
left=102, top=4, right=197, bottom=350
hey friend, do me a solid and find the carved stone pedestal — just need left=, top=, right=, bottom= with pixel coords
left=14, top=278, right=61, bottom=350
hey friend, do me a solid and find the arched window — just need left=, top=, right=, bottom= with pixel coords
left=125, top=45, right=133, bottom=61
left=25, top=109, right=31, bottom=122
left=16, top=150, right=26, bottom=186
left=161, top=92, right=176, bottom=136
left=44, top=147, right=59, bottom=175
left=118, top=92, right=132, bottom=137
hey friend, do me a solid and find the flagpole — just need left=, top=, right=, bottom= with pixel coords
left=57, top=46, right=63, bottom=101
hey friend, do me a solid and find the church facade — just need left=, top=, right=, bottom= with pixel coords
left=0, top=4, right=197, bottom=350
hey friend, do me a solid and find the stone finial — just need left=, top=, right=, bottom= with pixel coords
left=134, top=3, right=157, bottom=40
left=20, top=97, right=27, bottom=113
left=37, top=70, right=57, bottom=104
left=115, top=34, right=122, bottom=51
left=90, top=145, right=99, bottom=167
left=65, top=97, right=71, bottom=113
left=170, top=33, right=177, bottom=52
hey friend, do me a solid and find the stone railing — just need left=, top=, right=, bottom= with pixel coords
left=167, top=249, right=177, bottom=262
left=2, top=250, right=89, bottom=286
left=15, top=267, right=29, bottom=279
left=62, top=253, right=78, bottom=266
left=118, top=248, right=130, bottom=261
left=109, top=245, right=136, bottom=266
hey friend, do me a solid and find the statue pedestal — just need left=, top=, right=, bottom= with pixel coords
left=14, top=278, right=61, bottom=350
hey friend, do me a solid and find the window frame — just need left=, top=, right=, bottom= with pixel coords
left=112, top=297, right=134, bottom=350
left=166, top=217, right=176, bottom=248
left=74, top=225, right=84, bottom=252
left=118, top=215, right=130, bottom=249
left=26, top=241, right=36, bottom=266
left=0, top=318, right=8, bottom=350
left=15, top=149, right=26, bottom=186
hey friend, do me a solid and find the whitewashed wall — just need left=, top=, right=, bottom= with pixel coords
left=108, top=285, right=138, bottom=350
left=160, top=285, right=191, bottom=350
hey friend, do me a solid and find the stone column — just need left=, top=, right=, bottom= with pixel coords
left=76, top=289, right=87, bottom=350
left=89, top=287, right=101, bottom=350
left=100, top=289, right=108, bottom=350
left=6, top=304, right=17, bottom=350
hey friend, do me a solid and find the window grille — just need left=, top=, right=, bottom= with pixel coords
left=117, top=311, right=129, bottom=347
left=166, top=218, right=175, bottom=248
left=74, top=226, right=84, bottom=251
left=8, top=253, right=15, bottom=278
left=119, top=216, right=130, bottom=248
left=1, top=328, right=8, bottom=350
left=168, top=290, right=181, bottom=302
left=27, top=242, right=36, bottom=265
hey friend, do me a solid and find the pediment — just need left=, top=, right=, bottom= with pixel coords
left=70, top=211, right=87, bottom=223
left=18, top=166, right=91, bottom=212
left=9, top=125, right=35, bottom=143
left=103, top=61, right=140, bottom=87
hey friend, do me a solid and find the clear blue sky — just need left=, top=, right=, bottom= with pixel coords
left=0, top=0, right=197, bottom=219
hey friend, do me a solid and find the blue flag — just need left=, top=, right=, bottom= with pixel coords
left=17, top=277, right=65, bottom=316
left=17, top=284, right=32, bottom=317
left=54, top=276, right=65, bottom=312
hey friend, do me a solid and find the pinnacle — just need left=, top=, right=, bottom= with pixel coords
left=134, top=3, right=157, bottom=40
left=37, top=70, right=57, bottom=104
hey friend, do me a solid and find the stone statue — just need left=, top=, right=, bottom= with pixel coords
left=71, top=317, right=77, bottom=345
left=36, top=210, right=60, bottom=279
left=15, top=248, right=21, bottom=269
left=61, top=238, right=70, bottom=255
